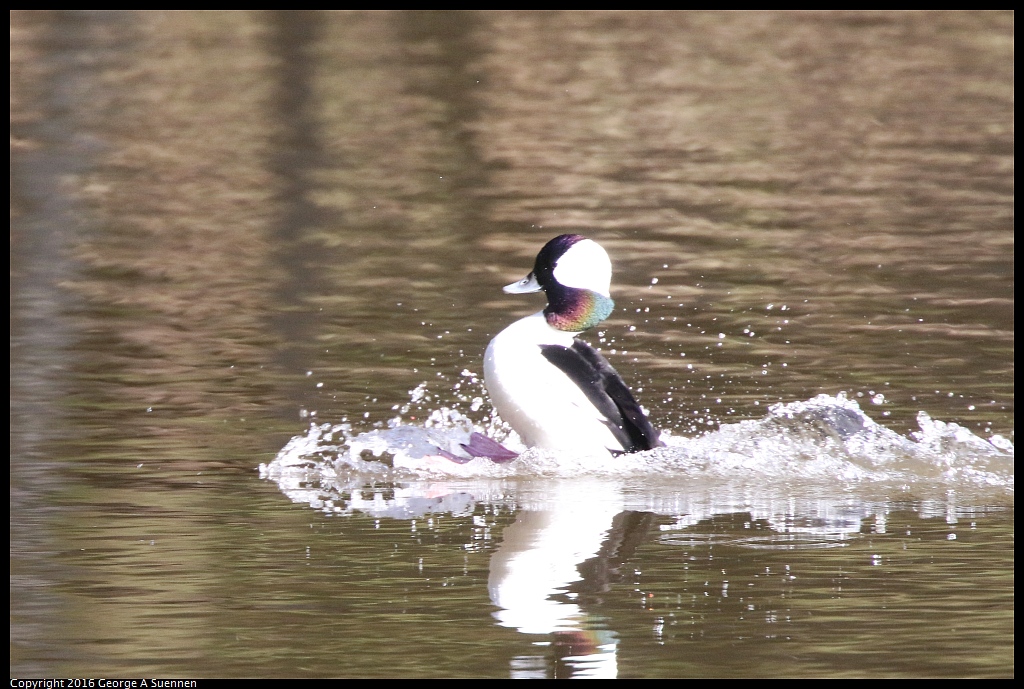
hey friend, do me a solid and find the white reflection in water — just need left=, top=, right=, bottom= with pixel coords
left=489, top=480, right=623, bottom=633
left=259, top=389, right=1011, bottom=677
left=488, top=480, right=623, bottom=678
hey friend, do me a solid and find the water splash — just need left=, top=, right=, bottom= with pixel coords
left=262, top=383, right=1012, bottom=490
left=260, top=385, right=1011, bottom=573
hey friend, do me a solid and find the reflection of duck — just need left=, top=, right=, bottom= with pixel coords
left=488, top=479, right=627, bottom=633
left=487, top=479, right=654, bottom=678
left=485, top=235, right=661, bottom=455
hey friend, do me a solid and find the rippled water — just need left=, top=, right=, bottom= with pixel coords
left=11, top=10, right=1012, bottom=678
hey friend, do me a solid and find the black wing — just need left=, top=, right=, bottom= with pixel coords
left=539, top=339, right=662, bottom=454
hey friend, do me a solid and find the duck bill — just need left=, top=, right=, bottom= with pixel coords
left=503, top=272, right=542, bottom=294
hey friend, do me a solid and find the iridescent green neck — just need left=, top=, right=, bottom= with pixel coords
left=544, top=289, right=614, bottom=332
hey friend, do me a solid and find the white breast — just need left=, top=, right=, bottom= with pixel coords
left=484, top=312, right=625, bottom=454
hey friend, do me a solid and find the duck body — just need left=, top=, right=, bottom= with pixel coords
left=484, top=235, right=661, bottom=455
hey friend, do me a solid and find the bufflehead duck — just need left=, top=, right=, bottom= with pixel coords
left=484, top=234, right=661, bottom=455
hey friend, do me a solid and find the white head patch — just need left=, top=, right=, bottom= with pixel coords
left=552, top=239, right=612, bottom=297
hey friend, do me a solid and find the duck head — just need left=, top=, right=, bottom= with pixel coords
left=504, top=234, right=615, bottom=332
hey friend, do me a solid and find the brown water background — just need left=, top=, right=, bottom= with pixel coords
left=10, top=11, right=1012, bottom=678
